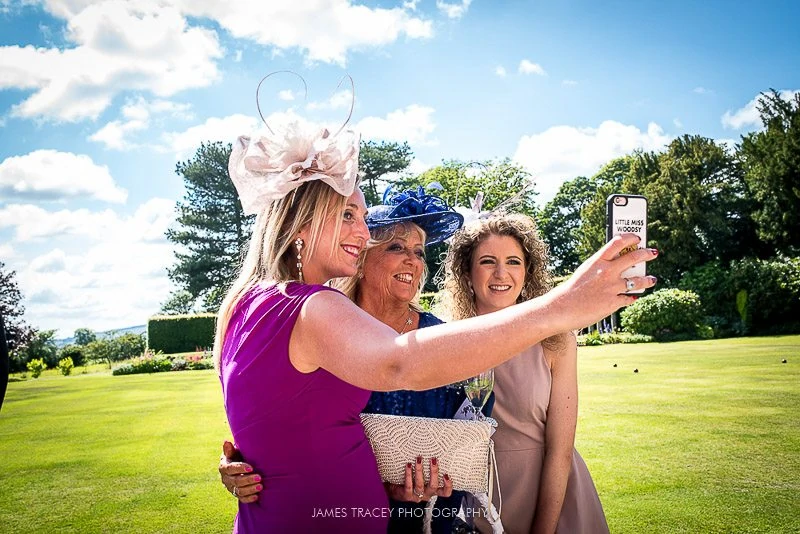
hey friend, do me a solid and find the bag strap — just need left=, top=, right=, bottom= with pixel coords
left=485, top=439, right=503, bottom=526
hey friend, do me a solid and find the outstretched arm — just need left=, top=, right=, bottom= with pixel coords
left=292, top=234, right=657, bottom=391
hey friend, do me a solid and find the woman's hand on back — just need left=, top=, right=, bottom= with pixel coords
left=219, top=440, right=263, bottom=504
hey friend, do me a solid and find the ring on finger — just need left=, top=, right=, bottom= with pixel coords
left=414, top=489, right=424, bottom=499
left=624, top=278, right=635, bottom=291
left=233, top=486, right=240, bottom=497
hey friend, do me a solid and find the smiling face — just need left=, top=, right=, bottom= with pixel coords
left=469, top=233, right=527, bottom=315
left=299, top=188, right=370, bottom=285
left=359, top=222, right=426, bottom=307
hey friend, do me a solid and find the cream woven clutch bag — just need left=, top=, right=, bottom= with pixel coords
left=360, top=413, right=498, bottom=494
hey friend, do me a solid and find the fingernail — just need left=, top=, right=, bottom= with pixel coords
left=444, top=474, right=450, bottom=481
left=407, top=463, right=413, bottom=469
left=253, top=475, right=261, bottom=483
left=649, top=276, right=658, bottom=284
left=651, top=249, right=659, bottom=255
left=431, top=457, right=437, bottom=466
left=255, top=484, right=262, bottom=491
left=416, top=456, right=422, bottom=464
left=245, top=466, right=253, bottom=472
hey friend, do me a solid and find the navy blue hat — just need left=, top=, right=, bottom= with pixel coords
left=366, top=187, right=464, bottom=245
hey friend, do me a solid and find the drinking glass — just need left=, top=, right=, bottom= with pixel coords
left=463, top=368, right=494, bottom=420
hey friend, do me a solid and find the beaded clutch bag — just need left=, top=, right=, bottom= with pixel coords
left=359, top=413, right=497, bottom=494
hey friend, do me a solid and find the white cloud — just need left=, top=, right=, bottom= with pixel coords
left=437, top=0, right=472, bottom=19
left=518, top=59, right=547, bottom=76
left=673, top=118, right=683, bottom=128
left=693, top=87, right=713, bottom=95
left=178, top=0, right=433, bottom=65
left=5, top=198, right=177, bottom=336
left=721, top=90, right=799, bottom=130
left=0, top=243, right=16, bottom=261
left=356, top=105, right=437, bottom=145
left=89, top=96, right=193, bottom=150
left=278, top=89, right=296, bottom=101
left=30, top=248, right=68, bottom=273
left=160, top=113, right=261, bottom=157
left=233, top=49, right=243, bottom=62
left=513, top=120, right=672, bottom=204
left=495, top=65, right=507, bottom=77
left=562, top=79, right=578, bottom=86
left=306, top=90, right=353, bottom=111
left=403, top=0, right=421, bottom=10
left=0, top=150, right=127, bottom=203
left=1, top=1, right=222, bottom=122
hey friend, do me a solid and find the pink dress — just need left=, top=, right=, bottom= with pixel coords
left=219, top=282, right=389, bottom=533
left=477, top=344, right=610, bottom=534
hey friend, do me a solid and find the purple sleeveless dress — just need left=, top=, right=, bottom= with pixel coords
left=219, top=282, right=390, bottom=533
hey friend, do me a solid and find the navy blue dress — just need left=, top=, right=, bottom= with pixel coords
left=363, top=312, right=494, bottom=534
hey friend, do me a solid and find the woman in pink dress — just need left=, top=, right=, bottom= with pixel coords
left=440, top=214, right=644, bottom=533
left=216, top=118, right=657, bottom=532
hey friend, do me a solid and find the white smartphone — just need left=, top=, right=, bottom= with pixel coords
left=606, top=194, right=647, bottom=294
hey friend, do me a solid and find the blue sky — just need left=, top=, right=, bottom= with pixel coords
left=1, top=0, right=798, bottom=337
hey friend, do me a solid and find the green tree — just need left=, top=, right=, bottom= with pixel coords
left=575, top=156, right=635, bottom=261
left=397, top=159, right=538, bottom=288
left=359, top=141, right=413, bottom=206
left=166, top=142, right=255, bottom=306
left=110, top=332, right=146, bottom=361
left=73, top=328, right=96, bottom=346
left=18, top=330, right=59, bottom=369
left=629, top=135, right=756, bottom=284
left=739, top=89, right=800, bottom=253
left=399, top=159, right=538, bottom=216
left=578, top=138, right=757, bottom=285
left=539, top=176, right=598, bottom=275
left=0, top=261, right=35, bottom=355
left=159, top=290, right=196, bottom=315
left=85, top=339, right=114, bottom=369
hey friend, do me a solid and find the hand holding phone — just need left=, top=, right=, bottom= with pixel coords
left=606, top=194, right=647, bottom=294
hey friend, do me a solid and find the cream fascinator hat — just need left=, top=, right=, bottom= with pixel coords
left=228, top=72, right=360, bottom=215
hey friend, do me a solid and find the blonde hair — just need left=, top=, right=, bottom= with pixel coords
left=438, top=213, right=563, bottom=350
left=332, top=222, right=427, bottom=312
left=213, top=181, right=350, bottom=367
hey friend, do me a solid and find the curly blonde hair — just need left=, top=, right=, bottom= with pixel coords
left=438, top=213, right=563, bottom=350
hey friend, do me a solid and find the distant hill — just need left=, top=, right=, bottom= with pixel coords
left=55, top=325, right=147, bottom=348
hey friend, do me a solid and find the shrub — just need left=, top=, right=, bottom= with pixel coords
left=57, top=357, right=74, bottom=376
left=59, top=345, right=86, bottom=367
left=187, top=358, right=214, bottom=370
left=581, top=331, right=604, bottom=346
left=147, top=314, right=215, bottom=354
left=171, top=358, right=188, bottom=371
left=620, top=288, right=709, bottom=341
left=27, top=358, right=45, bottom=378
left=112, top=351, right=172, bottom=376
left=679, top=257, right=800, bottom=336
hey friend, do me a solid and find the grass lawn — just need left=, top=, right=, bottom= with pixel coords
left=1, top=336, right=798, bottom=533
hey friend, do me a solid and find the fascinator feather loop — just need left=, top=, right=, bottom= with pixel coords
left=228, top=72, right=360, bottom=216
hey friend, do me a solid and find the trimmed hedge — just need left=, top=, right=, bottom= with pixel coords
left=147, top=314, right=215, bottom=354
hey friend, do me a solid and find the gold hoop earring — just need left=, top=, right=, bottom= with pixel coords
left=295, top=238, right=304, bottom=282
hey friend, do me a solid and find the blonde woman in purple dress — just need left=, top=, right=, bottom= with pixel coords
left=216, top=119, right=657, bottom=532
left=440, top=214, right=642, bottom=533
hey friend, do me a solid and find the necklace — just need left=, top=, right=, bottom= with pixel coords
left=399, top=309, right=414, bottom=334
